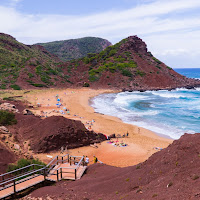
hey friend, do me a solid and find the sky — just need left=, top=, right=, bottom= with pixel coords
left=0, top=0, right=200, bottom=68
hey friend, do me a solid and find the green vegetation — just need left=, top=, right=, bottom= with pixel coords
left=10, top=84, right=21, bottom=90
left=152, top=57, right=162, bottom=64
left=83, top=82, right=90, bottom=87
left=37, top=37, right=111, bottom=61
left=0, top=110, right=17, bottom=125
left=7, top=158, right=46, bottom=174
left=136, top=70, right=146, bottom=77
left=167, top=66, right=172, bottom=70
left=0, top=34, right=62, bottom=89
left=88, top=61, right=138, bottom=81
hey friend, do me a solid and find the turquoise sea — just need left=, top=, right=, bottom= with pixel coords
left=91, top=68, right=200, bottom=139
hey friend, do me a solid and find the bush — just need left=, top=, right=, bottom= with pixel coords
left=89, top=75, right=99, bottom=82
left=136, top=70, right=146, bottom=77
left=3, top=97, right=15, bottom=101
left=0, top=110, right=17, bottom=125
left=153, top=57, right=162, bottom=64
left=28, top=73, right=34, bottom=78
left=10, top=84, right=21, bottom=90
left=122, top=69, right=132, bottom=77
left=83, top=82, right=90, bottom=87
left=31, top=83, right=47, bottom=87
left=0, top=84, right=6, bottom=89
left=7, top=158, right=46, bottom=175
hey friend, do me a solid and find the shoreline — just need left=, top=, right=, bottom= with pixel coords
left=25, top=88, right=173, bottom=167
left=89, top=92, right=174, bottom=140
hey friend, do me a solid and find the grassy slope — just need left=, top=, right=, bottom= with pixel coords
left=37, top=37, right=112, bottom=61
left=0, top=34, right=63, bottom=89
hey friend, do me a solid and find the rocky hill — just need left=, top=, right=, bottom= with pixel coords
left=22, top=133, right=200, bottom=200
left=63, top=36, right=200, bottom=91
left=0, top=33, right=66, bottom=90
left=0, top=100, right=106, bottom=154
left=0, top=33, right=199, bottom=91
left=37, top=37, right=112, bottom=61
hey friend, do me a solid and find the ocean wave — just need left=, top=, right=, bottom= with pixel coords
left=113, top=93, right=149, bottom=106
left=151, top=91, right=188, bottom=98
left=91, top=90, right=200, bottom=139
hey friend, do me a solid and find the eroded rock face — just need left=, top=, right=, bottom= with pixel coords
left=22, top=109, right=34, bottom=115
left=0, top=126, right=9, bottom=134
left=0, top=103, right=19, bottom=113
left=120, top=36, right=148, bottom=54
left=20, top=116, right=106, bottom=153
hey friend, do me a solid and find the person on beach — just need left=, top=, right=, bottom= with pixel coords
left=85, top=156, right=89, bottom=165
left=126, top=131, right=129, bottom=137
left=93, top=155, right=98, bottom=163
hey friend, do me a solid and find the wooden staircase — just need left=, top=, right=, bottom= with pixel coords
left=0, top=154, right=87, bottom=199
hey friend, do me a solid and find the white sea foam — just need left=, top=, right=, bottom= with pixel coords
left=151, top=91, right=187, bottom=98
left=113, top=93, right=149, bottom=106
left=91, top=89, right=200, bottom=139
left=126, top=120, right=183, bottom=139
left=195, top=87, right=200, bottom=91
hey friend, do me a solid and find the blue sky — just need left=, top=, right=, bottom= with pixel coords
left=0, top=0, right=200, bottom=68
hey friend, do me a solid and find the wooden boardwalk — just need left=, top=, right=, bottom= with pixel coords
left=47, top=163, right=87, bottom=181
left=0, top=154, right=87, bottom=199
left=0, top=175, right=44, bottom=199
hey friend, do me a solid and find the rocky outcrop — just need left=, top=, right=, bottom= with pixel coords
left=22, top=109, right=34, bottom=115
left=21, top=116, right=106, bottom=153
left=0, top=103, right=19, bottom=113
left=0, top=126, right=9, bottom=134
left=120, top=36, right=148, bottom=54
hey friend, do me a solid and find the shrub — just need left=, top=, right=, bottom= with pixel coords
left=109, top=66, right=117, bottom=73
left=3, top=97, right=15, bottom=101
left=136, top=70, right=146, bottom=77
left=89, top=75, right=99, bottom=82
left=7, top=158, right=46, bottom=174
left=192, top=175, right=199, bottom=180
left=153, top=57, right=162, bottom=64
left=167, top=66, right=172, bottom=70
left=10, top=84, right=21, bottom=90
left=122, top=69, right=132, bottom=77
left=31, top=83, right=47, bottom=87
left=0, top=84, right=6, bottom=89
left=0, top=110, right=17, bottom=125
left=28, top=73, right=34, bottom=78
left=83, top=82, right=90, bottom=87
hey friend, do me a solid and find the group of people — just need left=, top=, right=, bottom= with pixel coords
left=84, top=155, right=98, bottom=165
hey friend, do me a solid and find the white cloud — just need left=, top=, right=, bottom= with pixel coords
left=9, top=0, right=23, bottom=7
left=0, top=0, right=200, bottom=67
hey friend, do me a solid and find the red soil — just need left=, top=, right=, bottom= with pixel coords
left=26, top=133, right=200, bottom=200
left=0, top=143, right=16, bottom=174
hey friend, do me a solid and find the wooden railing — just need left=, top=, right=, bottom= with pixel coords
left=0, top=165, right=46, bottom=193
left=46, top=154, right=69, bottom=175
left=55, top=155, right=86, bottom=181
left=0, top=154, right=87, bottom=198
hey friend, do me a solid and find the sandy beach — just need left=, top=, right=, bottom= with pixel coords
left=25, top=88, right=173, bottom=167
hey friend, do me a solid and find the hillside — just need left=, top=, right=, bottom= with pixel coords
left=0, top=33, right=65, bottom=90
left=37, top=37, right=112, bottom=61
left=61, top=36, right=200, bottom=90
left=0, top=33, right=200, bottom=90
left=22, top=133, right=200, bottom=200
